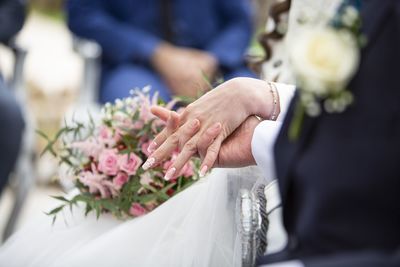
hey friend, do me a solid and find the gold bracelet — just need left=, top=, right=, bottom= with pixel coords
left=268, top=82, right=278, bottom=121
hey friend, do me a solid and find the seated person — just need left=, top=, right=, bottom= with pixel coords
left=0, top=77, right=24, bottom=194
left=0, top=0, right=25, bottom=45
left=0, top=0, right=25, bottom=194
left=67, top=0, right=256, bottom=103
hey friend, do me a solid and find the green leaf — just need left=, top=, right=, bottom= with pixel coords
left=138, top=193, right=158, bottom=203
left=142, top=184, right=158, bottom=193
left=84, top=204, right=93, bottom=216
left=177, top=176, right=183, bottom=192
left=45, top=204, right=66, bottom=216
left=35, top=129, right=50, bottom=141
left=101, top=200, right=118, bottom=213
left=51, top=195, right=69, bottom=202
left=52, top=215, right=57, bottom=225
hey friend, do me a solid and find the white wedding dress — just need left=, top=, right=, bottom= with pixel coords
left=0, top=1, right=343, bottom=266
left=0, top=168, right=266, bottom=267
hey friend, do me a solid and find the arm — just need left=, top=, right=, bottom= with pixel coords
left=67, top=0, right=161, bottom=65
left=145, top=78, right=295, bottom=179
left=303, top=250, right=400, bottom=267
left=206, top=0, right=253, bottom=68
left=0, top=0, right=25, bottom=44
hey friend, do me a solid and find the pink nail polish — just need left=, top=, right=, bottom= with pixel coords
left=199, top=165, right=208, bottom=177
left=164, top=167, right=176, bottom=181
left=147, top=141, right=157, bottom=153
left=142, top=157, right=155, bottom=170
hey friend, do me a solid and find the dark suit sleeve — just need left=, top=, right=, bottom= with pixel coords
left=303, top=250, right=400, bottom=267
left=67, top=0, right=161, bottom=65
left=206, top=0, right=253, bottom=69
left=0, top=0, right=25, bottom=44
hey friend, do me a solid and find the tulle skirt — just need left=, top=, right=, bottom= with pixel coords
left=0, top=167, right=265, bottom=267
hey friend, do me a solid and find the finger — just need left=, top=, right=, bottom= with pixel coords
left=163, top=136, right=199, bottom=181
left=150, top=106, right=172, bottom=122
left=197, top=123, right=222, bottom=159
left=148, top=111, right=180, bottom=153
left=143, top=119, right=200, bottom=170
left=199, top=134, right=224, bottom=177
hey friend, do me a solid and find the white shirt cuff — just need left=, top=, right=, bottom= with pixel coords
left=251, top=83, right=295, bottom=182
left=251, top=120, right=282, bottom=182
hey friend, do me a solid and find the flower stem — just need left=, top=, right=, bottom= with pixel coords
left=288, top=100, right=305, bottom=142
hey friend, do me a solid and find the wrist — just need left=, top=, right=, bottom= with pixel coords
left=244, top=79, right=280, bottom=120
left=267, top=82, right=280, bottom=121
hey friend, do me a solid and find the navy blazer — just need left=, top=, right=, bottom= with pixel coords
left=67, top=0, right=252, bottom=69
left=0, top=0, right=25, bottom=44
left=259, top=0, right=400, bottom=265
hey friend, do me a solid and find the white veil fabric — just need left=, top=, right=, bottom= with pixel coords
left=0, top=167, right=266, bottom=267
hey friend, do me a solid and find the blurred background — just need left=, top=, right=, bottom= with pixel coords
left=0, top=0, right=270, bottom=241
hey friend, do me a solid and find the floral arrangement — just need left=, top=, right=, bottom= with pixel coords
left=287, top=2, right=364, bottom=140
left=39, top=88, right=200, bottom=223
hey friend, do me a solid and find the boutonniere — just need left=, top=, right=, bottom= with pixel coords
left=288, top=4, right=365, bottom=141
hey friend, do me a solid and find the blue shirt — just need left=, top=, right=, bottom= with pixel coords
left=67, top=0, right=253, bottom=69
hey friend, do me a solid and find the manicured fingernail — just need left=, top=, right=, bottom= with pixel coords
left=147, top=141, right=157, bottom=153
left=199, top=165, right=208, bottom=177
left=164, top=167, right=176, bottom=181
left=142, top=157, right=155, bottom=170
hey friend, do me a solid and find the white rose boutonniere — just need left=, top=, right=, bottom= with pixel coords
left=290, top=27, right=359, bottom=98
left=288, top=4, right=364, bottom=141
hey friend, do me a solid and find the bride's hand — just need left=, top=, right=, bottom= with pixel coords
left=143, top=78, right=278, bottom=179
left=146, top=108, right=260, bottom=174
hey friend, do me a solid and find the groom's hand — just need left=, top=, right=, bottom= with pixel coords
left=201, top=116, right=259, bottom=168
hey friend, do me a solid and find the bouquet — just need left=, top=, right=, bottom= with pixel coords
left=40, top=88, right=200, bottom=223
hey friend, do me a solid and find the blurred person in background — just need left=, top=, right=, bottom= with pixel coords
left=0, top=0, right=25, bottom=194
left=67, top=0, right=256, bottom=103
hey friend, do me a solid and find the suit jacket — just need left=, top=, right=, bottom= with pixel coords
left=67, top=0, right=252, bottom=69
left=258, top=0, right=400, bottom=265
left=0, top=0, right=25, bottom=44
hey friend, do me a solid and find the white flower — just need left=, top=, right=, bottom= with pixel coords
left=289, top=26, right=360, bottom=96
left=114, top=98, right=124, bottom=109
left=142, top=85, right=151, bottom=93
left=342, top=6, right=359, bottom=27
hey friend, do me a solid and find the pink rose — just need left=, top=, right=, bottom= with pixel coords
left=119, top=153, right=142, bottom=175
left=129, top=203, right=147, bottom=217
left=98, top=126, right=116, bottom=147
left=141, top=141, right=152, bottom=157
left=99, top=125, right=112, bottom=140
left=114, top=128, right=124, bottom=143
left=180, top=161, right=194, bottom=178
left=98, top=149, right=119, bottom=176
left=71, top=137, right=103, bottom=159
left=132, top=121, right=144, bottom=130
left=113, top=171, right=129, bottom=190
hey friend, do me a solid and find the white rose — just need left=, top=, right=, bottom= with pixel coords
left=289, top=27, right=360, bottom=96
